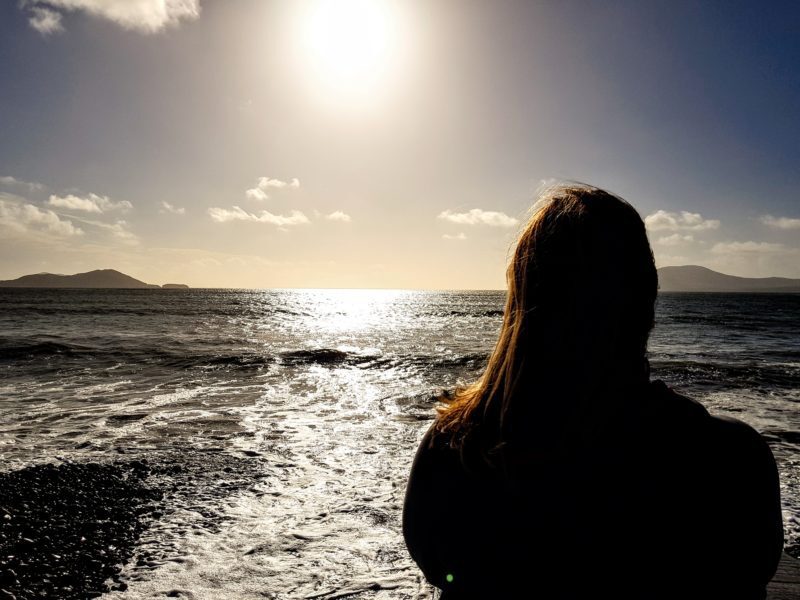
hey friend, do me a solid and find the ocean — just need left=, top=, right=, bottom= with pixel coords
left=0, top=289, right=798, bottom=598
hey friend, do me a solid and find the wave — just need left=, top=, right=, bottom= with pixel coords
left=761, top=429, right=800, bottom=448
left=0, top=341, right=89, bottom=360
left=279, top=349, right=353, bottom=365
left=6, top=338, right=793, bottom=391
left=650, top=359, right=799, bottom=390
left=2, top=306, right=158, bottom=317
left=662, top=312, right=798, bottom=330
left=0, top=335, right=492, bottom=376
left=193, top=354, right=273, bottom=370
left=763, top=348, right=800, bottom=360
left=275, top=348, right=488, bottom=371
left=440, top=309, right=504, bottom=318
left=412, top=352, right=488, bottom=369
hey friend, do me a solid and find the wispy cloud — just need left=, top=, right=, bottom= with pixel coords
left=245, top=176, right=300, bottom=201
left=760, top=215, right=800, bottom=230
left=324, top=211, right=351, bottom=222
left=60, top=213, right=140, bottom=245
left=262, top=177, right=300, bottom=189
left=707, top=240, right=800, bottom=278
left=160, top=201, right=186, bottom=215
left=0, top=196, right=83, bottom=237
left=28, top=7, right=64, bottom=35
left=711, top=241, right=787, bottom=254
left=104, top=220, right=138, bottom=244
left=208, top=206, right=309, bottom=227
left=23, top=0, right=201, bottom=34
left=443, top=232, right=467, bottom=240
left=48, top=193, right=132, bottom=213
left=656, top=233, right=694, bottom=246
left=438, top=209, right=518, bottom=227
left=644, top=210, right=720, bottom=231
left=0, top=175, right=45, bottom=191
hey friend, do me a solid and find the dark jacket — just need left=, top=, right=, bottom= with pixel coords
left=403, top=381, right=783, bottom=599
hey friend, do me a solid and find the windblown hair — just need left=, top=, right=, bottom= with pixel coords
left=435, top=185, right=658, bottom=467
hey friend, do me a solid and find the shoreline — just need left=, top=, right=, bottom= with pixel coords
left=0, top=451, right=268, bottom=599
left=1, top=456, right=797, bottom=598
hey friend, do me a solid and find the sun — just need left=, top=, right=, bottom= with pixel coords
left=298, top=0, right=406, bottom=107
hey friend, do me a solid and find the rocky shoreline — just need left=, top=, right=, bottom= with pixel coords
left=0, top=448, right=268, bottom=600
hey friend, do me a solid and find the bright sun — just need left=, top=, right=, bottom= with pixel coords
left=299, top=0, right=405, bottom=106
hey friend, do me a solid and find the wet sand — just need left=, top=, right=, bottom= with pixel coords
left=767, top=553, right=800, bottom=600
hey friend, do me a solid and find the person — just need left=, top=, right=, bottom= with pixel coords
left=402, top=185, right=784, bottom=599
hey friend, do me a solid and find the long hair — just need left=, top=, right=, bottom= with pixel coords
left=435, top=185, right=658, bottom=468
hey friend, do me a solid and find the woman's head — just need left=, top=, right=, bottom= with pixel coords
left=507, top=184, right=657, bottom=367
left=436, top=184, right=657, bottom=462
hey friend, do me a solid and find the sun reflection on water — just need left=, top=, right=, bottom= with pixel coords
left=291, top=289, right=414, bottom=334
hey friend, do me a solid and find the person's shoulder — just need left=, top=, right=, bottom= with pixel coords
left=646, top=380, right=710, bottom=424
left=648, top=380, right=773, bottom=460
left=414, top=421, right=449, bottom=457
left=706, top=412, right=774, bottom=461
left=408, top=422, right=459, bottom=475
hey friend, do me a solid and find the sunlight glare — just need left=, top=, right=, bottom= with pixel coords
left=299, top=0, right=405, bottom=107
left=308, top=288, right=408, bottom=333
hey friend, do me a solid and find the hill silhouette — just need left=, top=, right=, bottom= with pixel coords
left=0, top=269, right=162, bottom=289
left=658, top=266, right=800, bottom=292
left=1, top=266, right=797, bottom=291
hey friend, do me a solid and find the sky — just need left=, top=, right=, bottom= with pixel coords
left=0, top=0, right=798, bottom=289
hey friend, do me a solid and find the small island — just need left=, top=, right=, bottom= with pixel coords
left=0, top=269, right=189, bottom=289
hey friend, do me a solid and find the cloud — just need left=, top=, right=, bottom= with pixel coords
left=48, top=193, right=132, bottom=213
left=105, top=220, right=138, bottom=243
left=28, top=7, right=64, bottom=34
left=61, top=214, right=140, bottom=245
left=208, top=206, right=310, bottom=227
left=644, top=210, right=720, bottom=231
left=23, top=0, right=201, bottom=34
left=160, top=201, right=186, bottom=215
left=261, top=177, right=299, bottom=189
left=760, top=215, right=800, bottom=230
left=438, top=209, right=518, bottom=227
left=0, top=175, right=45, bottom=190
left=711, top=241, right=787, bottom=254
left=0, top=197, right=83, bottom=237
left=707, top=240, right=800, bottom=278
left=656, top=234, right=694, bottom=246
left=245, top=187, right=269, bottom=201
left=245, top=176, right=300, bottom=201
left=443, top=232, right=467, bottom=241
left=325, top=211, right=351, bottom=222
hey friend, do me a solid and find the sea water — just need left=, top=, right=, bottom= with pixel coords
left=0, top=289, right=797, bottom=598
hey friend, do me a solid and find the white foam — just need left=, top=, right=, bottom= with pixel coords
left=110, top=366, right=436, bottom=599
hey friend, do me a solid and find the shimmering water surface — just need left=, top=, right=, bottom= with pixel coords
left=1, top=289, right=798, bottom=598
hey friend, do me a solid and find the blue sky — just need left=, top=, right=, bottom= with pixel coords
left=1, top=1, right=798, bottom=287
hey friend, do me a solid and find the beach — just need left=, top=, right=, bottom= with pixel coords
left=1, top=289, right=798, bottom=598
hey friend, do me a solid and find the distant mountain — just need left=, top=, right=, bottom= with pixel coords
left=0, top=269, right=165, bottom=289
left=658, top=266, right=800, bottom=293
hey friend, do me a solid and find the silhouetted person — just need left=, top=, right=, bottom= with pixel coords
left=403, top=186, right=783, bottom=599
